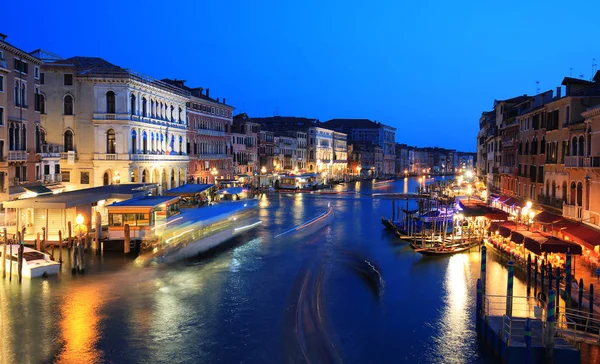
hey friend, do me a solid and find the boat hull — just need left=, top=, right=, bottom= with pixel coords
left=26, top=262, right=61, bottom=278
left=416, top=242, right=479, bottom=256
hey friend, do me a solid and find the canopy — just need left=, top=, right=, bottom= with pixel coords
left=560, top=224, right=600, bottom=249
left=498, top=226, right=512, bottom=238
left=533, top=211, right=563, bottom=225
left=524, top=235, right=582, bottom=255
left=218, top=187, right=247, bottom=195
left=510, top=231, right=525, bottom=244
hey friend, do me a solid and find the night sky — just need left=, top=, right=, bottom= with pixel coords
left=4, top=0, right=600, bottom=151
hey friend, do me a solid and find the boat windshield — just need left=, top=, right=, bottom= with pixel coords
left=23, top=252, right=46, bottom=261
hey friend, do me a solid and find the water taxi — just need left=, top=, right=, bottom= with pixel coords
left=1, top=245, right=61, bottom=278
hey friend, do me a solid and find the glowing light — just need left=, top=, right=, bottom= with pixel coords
left=261, top=166, right=266, bottom=174
left=529, top=211, right=535, bottom=219
left=234, top=220, right=263, bottom=232
left=75, top=214, right=84, bottom=225
left=526, top=201, right=532, bottom=209
left=465, top=170, right=473, bottom=179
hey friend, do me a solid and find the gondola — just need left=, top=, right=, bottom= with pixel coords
left=415, top=240, right=479, bottom=256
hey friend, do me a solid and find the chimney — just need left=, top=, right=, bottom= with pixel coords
left=206, top=88, right=210, bottom=98
left=556, top=87, right=562, bottom=99
left=217, top=97, right=220, bottom=102
left=0, top=33, right=7, bottom=41
left=223, top=98, right=226, bottom=104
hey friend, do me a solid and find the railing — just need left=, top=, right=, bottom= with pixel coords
left=8, top=150, right=27, bottom=161
left=130, top=154, right=188, bottom=161
left=40, top=143, right=63, bottom=158
left=538, top=195, right=563, bottom=210
left=128, top=114, right=187, bottom=129
left=502, top=314, right=545, bottom=347
left=483, top=294, right=545, bottom=319
left=43, top=174, right=62, bottom=184
left=565, top=156, right=584, bottom=168
left=196, top=129, right=225, bottom=137
left=563, top=203, right=584, bottom=220
left=556, top=308, right=600, bottom=342
left=196, top=153, right=229, bottom=160
left=60, top=151, right=77, bottom=161
left=94, top=153, right=118, bottom=161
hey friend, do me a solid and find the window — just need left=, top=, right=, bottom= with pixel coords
left=64, top=95, right=74, bottom=115
left=64, top=130, right=74, bottom=151
left=55, top=165, right=60, bottom=174
left=40, top=73, right=44, bottom=85
left=80, top=172, right=90, bottom=184
left=44, top=165, right=50, bottom=175
left=565, top=106, right=570, bottom=125
left=103, top=172, right=109, bottom=186
left=0, top=107, right=3, bottom=126
left=107, top=129, right=116, bottom=154
left=130, top=94, right=136, bottom=115
left=106, top=91, right=116, bottom=113
left=34, top=88, right=41, bottom=112
left=0, top=75, right=3, bottom=92
left=34, top=66, right=39, bottom=79
left=40, top=94, right=45, bottom=114
left=142, top=97, right=147, bottom=117
left=64, top=74, right=73, bottom=86
left=131, top=130, right=137, bottom=154
left=13, top=59, right=28, bottom=74
left=61, top=171, right=70, bottom=182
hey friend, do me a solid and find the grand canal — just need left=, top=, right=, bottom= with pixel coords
left=0, top=177, right=530, bottom=363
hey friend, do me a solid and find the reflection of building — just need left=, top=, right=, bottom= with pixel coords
left=40, top=56, right=189, bottom=193
left=0, top=34, right=44, bottom=201
left=163, top=80, right=234, bottom=184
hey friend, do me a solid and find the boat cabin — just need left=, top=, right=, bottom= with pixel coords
left=106, top=196, right=181, bottom=241
left=279, top=173, right=320, bottom=190
left=217, top=187, right=249, bottom=201
left=164, top=184, right=215, bottom=207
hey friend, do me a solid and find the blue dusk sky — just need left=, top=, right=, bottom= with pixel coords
left=4, top=0, right=600, bottom=151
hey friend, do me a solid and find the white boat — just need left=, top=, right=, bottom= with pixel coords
left=0, top=245, right=61, bottom=278
left=135, top=200, right=262, bottom=265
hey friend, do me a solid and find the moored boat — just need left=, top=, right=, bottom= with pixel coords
left=1, top=245, right=61, bottom=278
left=415, top=240, right=479, bottom=256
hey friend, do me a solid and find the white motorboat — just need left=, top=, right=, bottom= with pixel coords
left=0, top=245, right=61, bottom=278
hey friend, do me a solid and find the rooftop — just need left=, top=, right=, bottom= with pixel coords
left=165, top=184, right=214, bottom=195
left=108, top=195, right=179, bottom=208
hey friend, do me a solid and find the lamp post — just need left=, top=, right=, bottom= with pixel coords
left=73, top=214, right=88, bottom=273
left=112, top=172, right=121, bottom=185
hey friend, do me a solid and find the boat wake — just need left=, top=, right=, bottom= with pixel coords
left=274, top=203, right=333, bottom=239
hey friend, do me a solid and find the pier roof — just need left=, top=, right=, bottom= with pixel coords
left=165, top=184, right=214, bottom=195
left=108, top=196, right=178, bottom=208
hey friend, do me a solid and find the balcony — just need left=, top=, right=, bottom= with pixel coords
left=8, top=150, right=28, bottom=162
left=96, top=113, right=187, bottom=130
left=196, top=154, right=230, bottom=160
left=130, top=153, right=188, bottom=162
left=565, top=156, right=584, bottom=168
left=94, top=153, right=118, bottom=161
left=563, top=203, right=585, bottom=220
left=43, top=174, right=62, bottom=184
left=499, top=166, right=516, bottom=174
left=538, top=195, right=564, bottom=210
left=196, top=129, right=226, bottom=137
left=39, top=143, right=63, bottom=158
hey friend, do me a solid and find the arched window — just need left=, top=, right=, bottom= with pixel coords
left=106, top=91, right=116, bottom=113
left=142, top=97, right=147, bottom=117
left=562, top=181, right=567, bottom=203
left=40, top=94, right=46, bottom=114
left=142, top=169, right=148, bottom=183
left=518, top=142, right=522, bottom=155
left=130, top=94, right=136, bottom=115
left=170, top=105, right=175, bottom=122
left=170, top=135, right=175, bottom=152
left=570, top=181, right=576, bottom=205
left=107, top=129, right=116, bottom=154
left=524, top=139, right=529, bottom=154
left=142, top=131, right=148, bottom=154
left=64, top=130, right=74, bottom=151
left=35, top=126, right=41, bottom=153
left=578, top=136, right=585, bottom=157
left=21, top=83, right=26, bottom=108
left=14, top=81, right=19, bottom=106
left=577, top=182, right=583, bottom=207
left=131, top=130, right=137, bottom=154
left=21, top=125, right=26, bottom=151
left=532, top=138, right=537, bottom=155
left=545, top=180, right=549, bottom=196
left=151, top=100, right=155, bottom=118
left=64, top=95, right=74, bottom=115
left=572, top=136, right=577, bottom=156
left=540, top=137, right=546, bottom=154
left=179, top=136, right=183, bottom=155
left=551, top=181, right=556, bottom=199
left=587, top=128, right=592, bottom=157
left=103, top=172, right=110, bottom=186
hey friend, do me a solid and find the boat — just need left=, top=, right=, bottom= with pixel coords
left=415, top=240, right=479, bottom=256
left=134, top=200, right=262, bottom=265
left=275, top=203, right=333, bottom=238
left=0, top=245, right=61, bottom=278
left=381, top=217, right=398, bottom=231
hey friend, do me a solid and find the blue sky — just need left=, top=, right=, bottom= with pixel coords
left=4, top=0, right=600, bottom=151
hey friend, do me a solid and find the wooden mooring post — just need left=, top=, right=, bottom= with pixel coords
left=17, top=233, right=23, bottom=284
left=2, top=228, right=6, bottom=279
left=480, top=246, right=487, bottom=295
left=565, top=251, right=572, bottom=309
left=526, top=253, right=531, bottom=297
left=534, top=256, right=538, bottom=297
left=124, top=224, right=131, bottom=254
left=506, top=261, right=514, bottom=317
left=546, top=289, right=556, bottom=363
left=67, top=221, right=72, bottom=250
left=58, top=230, right=63, bottom=264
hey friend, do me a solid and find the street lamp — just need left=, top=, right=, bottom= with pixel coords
left=211, top=167, right=218, bottom=184
left=113, top=172, right=121, bottom=185
left=74, top=213, right=88, bottom=245
left=261, top=166, right=266, bottom=174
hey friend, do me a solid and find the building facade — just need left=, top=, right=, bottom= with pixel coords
left=41, top=57, right=189, bottom=193
left=232, top=114, right=259, bottom=175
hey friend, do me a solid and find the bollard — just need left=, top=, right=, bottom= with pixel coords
left=546, top=289, right=556, bottom=363
left=506, top=261, right=514, bottom=317
left=36, top=233, right=40, bottom=251
left=481, top=246, right=487, bottom=295
left=476, top=278, right=482, bottom=335
left=534, top=256, right=539, bottom=297
left=590, top=284, right=594, bottom=319
left=2, top=228, right=6, bottom=279
left=9, top=237, right=13, bottom=281
left=525, top=318, right=532, bottom=364
left=58, top=230, right=63, bottom=264
left=17, top=241, right=24, bottom=284
left=527, top=254, right=532, bottom=297
left=541, top=261, right=545, bottom=299
left=548, top=265, right=553, bottom=292
left=566, top=251, right=572, bottom=309
left=67, top=221, right=72, bottom=250
left=579, top=278, right=584, bottom=312
left=71, top=241, right=78, bottom=274
left=556, top=270, right=560, bottom=317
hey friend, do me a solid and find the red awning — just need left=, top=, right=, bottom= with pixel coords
left=534, top=211, right=564, bottom=225
left=524, top=234, right=582, bottom=255
left=502, top=197, right=518, bottom=206
left=498, top=195, right=512, bottom=203
left=561, top=224, right=600, bottom=250
left=485, top=211, right=510, bottom=221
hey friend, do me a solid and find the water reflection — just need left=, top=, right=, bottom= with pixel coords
left=57, top=282, right=108, bottom=364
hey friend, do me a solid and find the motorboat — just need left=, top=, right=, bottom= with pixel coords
left=1, top=245, right=61, bottom=278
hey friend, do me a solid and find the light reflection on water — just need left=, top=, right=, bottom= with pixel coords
left=0, top=178, right=544, bottom=363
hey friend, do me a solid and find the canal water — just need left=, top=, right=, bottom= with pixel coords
left=0, top=177, right=528, bottom=363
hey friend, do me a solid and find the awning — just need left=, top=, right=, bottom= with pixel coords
left=489, top=194, right=500, bottom=200
left=533, top=211, right=563, bottom=225
left=24, top=185, right=53, bottom=195
left=510, top=231, right=525, bottom=244
left=561, top=224, right=600, bottom=249
left=485, top=211, right=510, bottom=221
left=524, top=234, right=582, bottom=255
left=498, top=226, right=512, bottom=238
left=502, top=197, right=518, bottom=206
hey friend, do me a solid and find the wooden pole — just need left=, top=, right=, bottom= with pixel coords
left=17, top=233, right=23, bottom=283
left=71, top=238, right=78, bottom=274
left=78, top=243, right=85, bottom=273
left=124, top=224, right=131, bottom=254
left=2, top=228, right=6, bottom=279
left=36, top=233, right=40, bottom=251
left=95, top=212, right=101, bottom=252
left=58, top=230, right=63, bottom=264
left=67, top=221, right=72, bottom=250
left=9, top=234, right=13, bottom=281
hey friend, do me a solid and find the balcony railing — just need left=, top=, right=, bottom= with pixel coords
left=499, top=166, right=516, bottom=174
left=565, top=156, right=584, bottom=168
left=8, top=150, right=28, bottom=161
left=196, top=154, right=230, bottom=160
left=538, top=195, right=564, bottom=210
left=196, top=129, right=226, bottom=137
left=563, top=203, right=584, bottom=220
left=43, top=174, right=62, bottom=184
left=96, top=113, right=187, bottom=130
left=40, top=143, right=63, bottom=158
left=94, top=153, right=118, bottom=161
left=130, top=153, right=188, bottom=162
